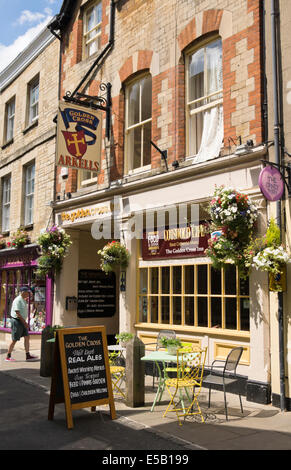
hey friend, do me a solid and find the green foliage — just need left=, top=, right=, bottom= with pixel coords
left=265, top=217, right=281, bottom=248
left=98, top=241, right=130, bottom=274
left=160, top=337, right=182, bottom=348
left=115, top=332, right=134, bottom=343
left=36, top=225, right=72, bottom=277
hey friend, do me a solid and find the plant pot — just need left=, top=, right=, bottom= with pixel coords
left=167, top=346, right=179, bottom=355
left=269, top=266, right=287, bottom=292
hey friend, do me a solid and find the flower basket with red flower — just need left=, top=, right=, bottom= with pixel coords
left=98, top=241, right=130, bottom=274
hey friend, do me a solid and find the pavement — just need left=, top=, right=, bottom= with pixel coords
left=1, top=341, right=291, bottom=451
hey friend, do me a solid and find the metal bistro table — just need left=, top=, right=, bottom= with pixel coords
left=141, top=350, right=180, bottom=412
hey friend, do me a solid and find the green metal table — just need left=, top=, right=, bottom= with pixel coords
left=141, top=350, right=181, bottom=412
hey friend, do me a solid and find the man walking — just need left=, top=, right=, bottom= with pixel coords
left=5, top=287, right=38, bottom=362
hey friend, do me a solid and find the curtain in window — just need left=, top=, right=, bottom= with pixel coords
left=194, top=41, right=223, bottom=163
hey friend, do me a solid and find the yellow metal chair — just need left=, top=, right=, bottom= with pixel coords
left=163, top=346, right=208, bottom=425
left=109, top=351, right=126, bottom=398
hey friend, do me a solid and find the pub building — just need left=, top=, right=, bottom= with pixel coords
left=53, top=141, right=270, bottom=403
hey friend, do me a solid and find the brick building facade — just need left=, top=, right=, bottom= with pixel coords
left=50, top=0, right=274, bottom=404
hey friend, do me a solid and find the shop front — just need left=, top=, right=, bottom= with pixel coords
left=0, top=244, right=53, bottom=345
left=53, top=200, right=120, bottom=344
left=118, top=154, right=271, bottom=404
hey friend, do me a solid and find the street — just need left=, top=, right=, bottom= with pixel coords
left=0, top=372, right=194, bottom=453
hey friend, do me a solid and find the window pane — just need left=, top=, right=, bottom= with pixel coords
left=141, top=76, right=152, bottom=121
left=129, top=127, right=141, bottom=170
left=225, top=298, right=237, bottom=329
left=198, top=265, right=207, bottom=294
left=173, top=266, right=181, bottom=294
left=150, top=297, right=158, bottom=323
left=185, top=265, right=194, bottom=294
left=173, top=297, right=181, bottom=325
left=139, top=296, right=148, bottom=322
left=189, top=110, right=203, bottom=155
left=189, top=48, right=204, bottom=102
left=128, top=82, right=140, bottom=126
left=240, top=277, right=249, bottom=296
left=140, top=268, right=148, bottom=294
left=185, top=297, right=194, bottom=325
left=211, top=267, right=221, bottom=295
left=142, top=121, right=151, bottom=166
left=197, top=297, right=208, bottom=326
left=206, top=39, right=223, bottom=96
left=161, top=267, right=169, bottom=294
left=151, top=267, right=158, bottom=294
left=161, top=296, right=169, bottom=324
left=225, top=266, right=236, bottom=295
left=211, top=297, right=221, bottom=328
left=240, top=299, right=250, bottom=331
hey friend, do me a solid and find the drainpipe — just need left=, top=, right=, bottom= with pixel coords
left=271, top=0, right=286, bottom=411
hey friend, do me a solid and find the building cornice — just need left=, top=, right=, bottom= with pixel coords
left=0, top=26, right=56, bottom=93
left=53, top=145, right=267, bottom=211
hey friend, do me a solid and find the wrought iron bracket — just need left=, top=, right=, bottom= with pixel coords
left=150, top=141, right=168, bottom=171
left=260, top=159, right=291, bottom=198
left=63, top=82, right=112, bottom=140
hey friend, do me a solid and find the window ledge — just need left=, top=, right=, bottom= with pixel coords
left=1, top=138, right=14, bottom=150
left=23, top=119, right=38, bottom=135
left=23, top=224, right=34, bottom=231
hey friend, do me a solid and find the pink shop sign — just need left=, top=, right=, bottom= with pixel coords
left=258, top=166, right=284, bottom=201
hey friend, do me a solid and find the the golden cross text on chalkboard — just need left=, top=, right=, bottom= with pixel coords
left=48, top=326, right=116, bottom=429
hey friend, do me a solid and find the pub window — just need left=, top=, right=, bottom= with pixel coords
left=137, top=263, right=250, bottom=332
left=125, top=74, right=152, bottom=173
left=4, top=97, right=15, bottom=143
left=83, top=1, right=102, bottom=58
left=186, top=37, right=223, bottom=162
left=1, top=175, right=11, bottom=233
left=24, top=162, right=35, bottom=226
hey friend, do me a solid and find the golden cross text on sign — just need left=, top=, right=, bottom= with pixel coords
left=56, top=101, right=102, bottom=173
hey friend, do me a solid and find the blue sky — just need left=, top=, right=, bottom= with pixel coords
left=0, top=0, right=63, bottom=71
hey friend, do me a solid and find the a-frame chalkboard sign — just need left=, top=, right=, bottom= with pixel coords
left=48, top=326, right=116, bottom=429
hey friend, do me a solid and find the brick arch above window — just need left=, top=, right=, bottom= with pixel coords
left=118, top=50, right=154, bottom=84
left=178, top=9, right=232, bottom=52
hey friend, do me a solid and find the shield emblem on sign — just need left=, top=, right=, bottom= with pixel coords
left=62, top=130, right=87, bottom=158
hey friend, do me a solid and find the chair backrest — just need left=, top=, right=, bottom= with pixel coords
left=179, top=346, right=208, bottom=387
left=224, top=347, right=243, bottom=374
left=156, top=330, right=176, bottom=350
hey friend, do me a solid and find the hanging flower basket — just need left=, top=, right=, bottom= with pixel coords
left=98, top=241, right=130, bottom=274
left=8, top=227, right=30, bottom=248
left=36, top=225, right=72, bottom=277
left=248, top=218, right=290, bottom=290
left=206, top=186, right=258, bottom=276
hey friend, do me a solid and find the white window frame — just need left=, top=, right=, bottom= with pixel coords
left=186, top=37, right=223, bottom=158
left=2, top=175, right=11, bottom=232
left=125, top=74, right=152, bottom=174
left=28, top=78, right=39, bottom=125
left=83, top=1, right=102, bottom=58
left=5, top=98, right=15, bottom=142
left=24, top=163, right=35, bottom=226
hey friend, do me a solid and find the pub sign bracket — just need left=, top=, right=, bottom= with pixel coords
left=63, top=82, right=112, bottom=140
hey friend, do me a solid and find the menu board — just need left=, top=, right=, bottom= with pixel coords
left=77, top=270, right=116, bottom=318
left=48, top=326, right=116, bottom=429
left=64, top=331, right=109, bottom=404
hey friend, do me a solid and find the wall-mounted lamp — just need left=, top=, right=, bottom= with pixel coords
left=120, top=271, right=126, bottom=292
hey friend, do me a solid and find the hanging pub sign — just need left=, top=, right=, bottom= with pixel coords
left=258, top=165, right=284, bottom=201
left=56, top=101, right=102, bottom=173
left=48, top=326, right=116, bottom=429
left=142, top=223, right=210, bottom=260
